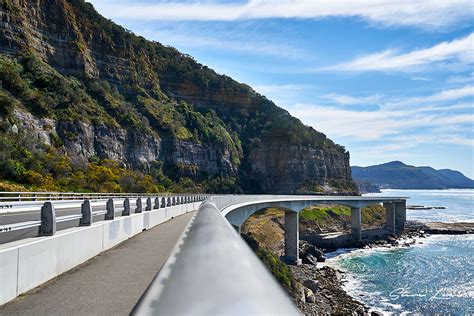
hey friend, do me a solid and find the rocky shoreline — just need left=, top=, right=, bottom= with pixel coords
left=290, top=264, right=368, bottom=315
left=290, top=221, right=473, bottom=315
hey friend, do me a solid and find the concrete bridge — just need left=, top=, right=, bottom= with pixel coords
left=0, top=192, right=407, bottom=315
left=218, top=195, right=407, bottom=264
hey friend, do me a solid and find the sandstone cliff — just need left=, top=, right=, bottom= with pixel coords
left=0, top=0, right=356, bottom=193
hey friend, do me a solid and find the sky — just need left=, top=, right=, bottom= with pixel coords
left=87, top=0, right=474, bottom=178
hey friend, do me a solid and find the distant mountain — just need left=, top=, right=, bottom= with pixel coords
left=352, top=161, right=474, bottom=190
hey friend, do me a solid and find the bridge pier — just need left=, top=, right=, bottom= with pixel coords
left=395, top=201, right=406, bottom=233
left=351, top=207, right=362, bottom=241
left=384, top=202, right=396, bottom=234
left=283, top=211, right=301, bottom=265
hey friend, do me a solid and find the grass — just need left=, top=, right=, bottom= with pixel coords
left=299, top=205, right=350, bottom=222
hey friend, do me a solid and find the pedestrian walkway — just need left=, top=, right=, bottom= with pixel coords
left=0, top=212, right=195, bottom=316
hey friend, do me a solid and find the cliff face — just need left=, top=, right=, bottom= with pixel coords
left=0, top=0, right=356, bottom=193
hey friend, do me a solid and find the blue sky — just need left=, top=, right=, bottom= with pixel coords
left=88, top=0, right=474, bottom=178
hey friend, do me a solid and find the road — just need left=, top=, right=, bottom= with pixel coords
left=0, top=211, right=194, bottom=315
left=0, top=204, right=128, bottom=244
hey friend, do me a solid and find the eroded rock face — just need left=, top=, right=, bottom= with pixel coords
left=247, top=141, right=353, bottom=193
left=172, top=141, right=237, bottom=176
left=1, top=0, right=355, bottom=193
left=13, top=109, right=56, bottom=146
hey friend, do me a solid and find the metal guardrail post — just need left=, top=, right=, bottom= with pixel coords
left=123, top=198, right=131, bottom=216
left=161, top=197, right=166, bottom=208
left=146, top=197, right=152, bottom=211
left=105, top=199, right=115, bottom=220
left=38, top=202, right=56, bottom=236
left=80, top=200, right=93, bottom=226
left=136, top=198, right=143, bottom=213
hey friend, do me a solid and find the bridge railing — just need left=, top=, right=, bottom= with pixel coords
left=0, top=194, right=208, bottom=236
left=133, top=199, right=298, bottom=315
left=0, top=191, right=186, bottom=205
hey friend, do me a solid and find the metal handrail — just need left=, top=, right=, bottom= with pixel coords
left=0, top=192, right=204, bottom=202
left=0, top=220, right=42, bottom=233
left=133, top=200, right=298, bottom=315
left=55, top=214, right=83, bottom=223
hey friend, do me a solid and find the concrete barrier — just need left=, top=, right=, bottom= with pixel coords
left=0, top=203, right=200, bottom=305
left=0, top=247, right=18, bottom=304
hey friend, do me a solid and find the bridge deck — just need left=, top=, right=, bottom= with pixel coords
left=0, top=212, right=195, bottom=316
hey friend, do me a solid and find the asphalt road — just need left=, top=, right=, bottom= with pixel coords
left=0, top=205, right=126, bottom=244
left=0, top=211, right=195, bottom=316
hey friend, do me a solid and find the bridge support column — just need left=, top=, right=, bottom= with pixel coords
left=351, top=207, right=362, bottom=242
left=395, top=201, right=406, bottom=233
left=384, top=202, right=396, bottom=234
left=283, top=211, right=301, bottom=265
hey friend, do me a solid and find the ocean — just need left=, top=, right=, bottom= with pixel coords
left=327, top=189, right=474, bottom=314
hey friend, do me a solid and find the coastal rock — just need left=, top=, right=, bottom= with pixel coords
left=303, top=279, right=320, bottom=293
left=291, top=264, right=367, bottom=315
left=299, top=240, right=326, bottom=264
left=304, top=288, right=316, bottom=303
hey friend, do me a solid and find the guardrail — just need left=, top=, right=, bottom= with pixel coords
left=0, top=194, right=208, bottom=236
left=133, top=198, right=298, bottom=315
left=0, top=191, right=161, bottom=202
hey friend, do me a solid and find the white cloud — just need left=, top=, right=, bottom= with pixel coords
left=138, top=29, right=308, bottom=59
left=321, top=33, right=474, bottom=72
left=322, top=93, right=382, bottom=105
left=252, top=84, right=310, bottom=105
left=287, top=102, right=473, bottom=141
left=385, top=85, right=474, bottom=108
left=253, top=84, right=308, bottom=96
left=447, top=72, right=474, bottom=84
left=88, top=0, right=473, bottom=29
left=319, top=86, right=474, bottom=108
left=411, top=77, right=429, bottom=81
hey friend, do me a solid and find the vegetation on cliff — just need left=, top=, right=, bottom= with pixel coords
left=0, top=0, right=355, bottom=193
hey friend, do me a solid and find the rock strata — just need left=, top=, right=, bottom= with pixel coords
left=0, top=0, right=356, bottom=193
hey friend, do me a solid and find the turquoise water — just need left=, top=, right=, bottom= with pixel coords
left=330, top=189, right=474, bottom=314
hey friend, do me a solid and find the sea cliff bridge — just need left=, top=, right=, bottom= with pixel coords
left=0, top=192, right=407, bottom=314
